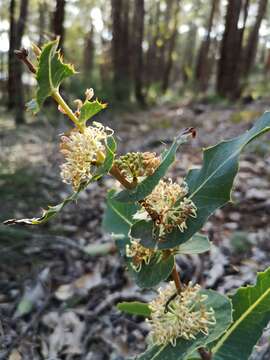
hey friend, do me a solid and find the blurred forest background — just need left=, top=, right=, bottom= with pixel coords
left=1, top=0, right=270, bottom=122
left=2, top=1, right=270, bottom=360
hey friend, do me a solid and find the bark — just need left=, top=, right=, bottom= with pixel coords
left=111, top=0, right=131, bottom=101
left=52, top=0, right=65, bottom=49
left=145, top=1, right=161, bottom=87
left=8, top=0, right=29, bottom=124
left=161, top=1, right=180, bottom=92
left=242, top=0, right=268, bottom=77
left=216, top=0, right=249, bottom=99
left=7, top=0, right=16, bottom=109
left=195, top=0, right=219, bottom=91
left=38, top=1, right=47, bottom=47
left=182, top=24, right=198, bottom=84
left=83, top=22, right=94, bottom=76
left=132, top=0, right=145, bottom=104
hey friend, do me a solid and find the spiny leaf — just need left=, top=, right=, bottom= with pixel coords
left=102, top=193, right=174, bottom=288
left=114, top=128, right=195, bottom=203
left=102, top=189, right=139, bottom=237
left=134, top=290, right=232, bottom=360
left=4, top=136, right=116, bottom=225
left=35, top=39, right=76, bottom=111
left=79, top=99, right=107, bottom=124
left=212, top=267, right=270, bottom=360
left=131, top=112, right=270, bottom=249
left=117, top=301, right=151, bottom=317
left=128, top=254, right=175, bottom=289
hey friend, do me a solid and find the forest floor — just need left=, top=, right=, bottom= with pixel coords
left=1, top=98, right=270, bottom=360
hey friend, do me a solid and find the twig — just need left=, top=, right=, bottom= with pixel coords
left=109, top=165, right=137, bottom=190
left=14, top=48, right=37, bottom=74
left=171, top=265, right=182, bottom=293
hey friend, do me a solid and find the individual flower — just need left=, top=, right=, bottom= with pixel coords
left=134, top=179, right=197, bottom=236
left=114, top=152, right=160, bottom=182
left=126, top=239, right=158, bottom=272
left=60, top=122, right=113, bottom=191
left=147, top=281, right=216, bottom=347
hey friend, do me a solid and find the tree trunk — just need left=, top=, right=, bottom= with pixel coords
left=38, top=1, right=48, bottom=47
left=144, top=1, right=161, bottom=88
left=195, top=0, right=219, bottom=91
left=8, top=0, right=29, bottom=124
left=52, top=0, right=65, bottom=49
left=7, top=0, right=16, bottom=110
left=162, top=1, right=180, bottom=92
left=111, top=0, right=131, bottom=101
left=132, top=0, right=145, bottom=104
left=83, top=22, right=94, bottom=77
left=242, top=0, right=268, bottom=77
left=216, top=0, right=248, bottom=99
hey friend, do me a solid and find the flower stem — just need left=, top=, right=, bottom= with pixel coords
left=171, top=265, right=182, bottom=293
left=52, top=90, right=83, bottom=131
left=109, top=165, right=138, bottom=190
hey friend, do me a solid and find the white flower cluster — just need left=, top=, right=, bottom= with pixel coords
left=60, top=122, right=113, bottom=191
left=134, top=179, right=197, bottom=236
left=147, top=281, right=216, bottom=347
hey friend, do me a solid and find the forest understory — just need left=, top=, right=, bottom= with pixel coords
left=1, top=98, right=270, bottom=360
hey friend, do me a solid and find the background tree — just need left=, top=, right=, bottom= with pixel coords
left=216, top=0, right=250, bottom=99
left=195, top=0, right=219, bottom=91
left=7, top=0, right=29, bottom=124
left=52, top=0, right=66, bottom=50
left=132, top=0, right=145, bottom=105
left=242, top=0, right=268, bottom=78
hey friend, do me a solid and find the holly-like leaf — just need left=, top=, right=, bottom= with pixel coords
left=114, top=128, right=195, bottom=203
left=4, top=136, right=116, bottom=225
left=79, top=99, right=107, bottom=124
left=131, top=112, right=270, bottom=249
left=128, top=254, right=175, bottom=289
left=134, top=290, right=232, bottom=360
left=102, top=192, right=174, bottom=288
left=35, top=39, right=76, bottom=111
left=211, top=267, right=270, bottom=360
left=102, top=189, right=139, bottom=237
left=117, top=301, right=151, bottom=317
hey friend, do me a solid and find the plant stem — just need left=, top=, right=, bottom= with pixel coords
left=52, top=90, right=83, bottom=131
left=171, top=265, right=182, bottom=293
left=109, top=165, right=137, bottom=190
left=198, top=348, right=212, bottom=360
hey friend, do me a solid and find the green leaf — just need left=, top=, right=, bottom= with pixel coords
left=114, top=129, right=194, bottom=203
left=79, top=99, right=107, bottom=124
left=102, top=193, right=174, bottom=288
left=211, top=267, right=270, bottom=360
left=102, top=189, right=139, bottom=237
left=178, top=234, right=211, bottom=254
left=128, top=254, right=175, bottom=289
left=36, top=39, right=76, bottom=111
left=4, top=136, right=116, bottom=225
left=117, top=301, right=151, bottom=317
left=133, top=112, right=270, bottom=250
left=134, top=290, right=232, bottom=360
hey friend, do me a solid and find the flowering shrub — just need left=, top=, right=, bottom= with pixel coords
left=6, top=38, right=270, bottom=360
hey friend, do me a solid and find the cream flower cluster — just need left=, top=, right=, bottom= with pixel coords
left=126, top=239, right=158, bottom=272
left=147, top=282, right=216, bottom=347
left=114, top=152, right=160, bottom=182
left=60, top=122, right=113, bottom=191
left=134, top=179, right=197, bottom=236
